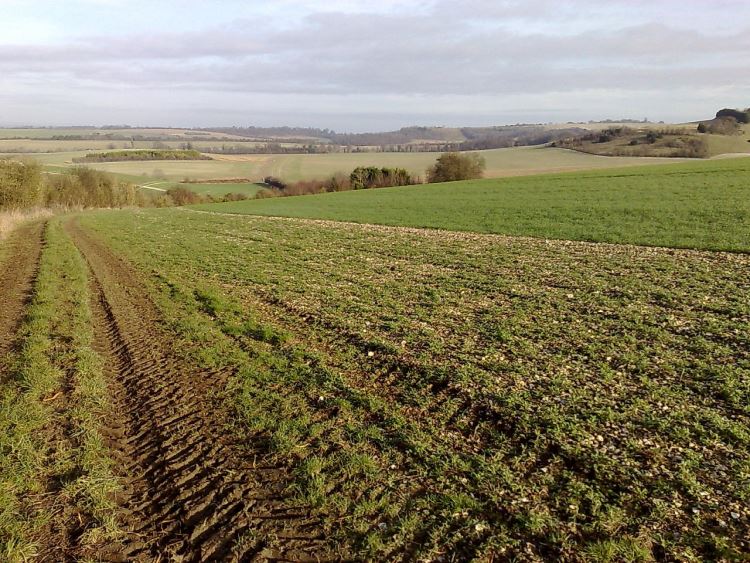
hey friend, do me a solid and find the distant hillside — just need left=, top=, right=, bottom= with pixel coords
left=200, top=124, right=588, bottom=151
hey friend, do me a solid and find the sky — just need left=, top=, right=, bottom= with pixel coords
left=0, top=0, right=749, bottom=131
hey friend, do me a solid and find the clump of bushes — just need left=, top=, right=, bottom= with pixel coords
left=222, top=193, right=249, bottom=202
left=349, top=167, right=417, bottom=189
left=263, top=176, right=287, bottom=190
left=0, top=159, right=44, bottom=209
left=260, top=166, right=420, bottom=199
left=282, top=174, right=351, bottom=196
left=1, top=160, right=143, bottom=211
left=426, top=152, right=486, bottom=183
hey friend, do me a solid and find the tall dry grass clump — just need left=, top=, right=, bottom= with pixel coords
left=0, top=208, right=53, bottom=240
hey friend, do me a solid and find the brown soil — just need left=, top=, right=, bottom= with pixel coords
left=65, top=219, right=330, bottom=562
left=0, top=220, right=45, bottom=362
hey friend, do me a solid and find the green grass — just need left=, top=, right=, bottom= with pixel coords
left=194, top=157, right=750, bottom=252
left=78, top=208, right=750, bottom=560
left=0, top=220, right=119, bottom=560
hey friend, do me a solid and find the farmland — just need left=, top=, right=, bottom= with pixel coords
left=2, top=160, right=749, bottom=560
left=196, top=157, right=750, bottom=252
left=12, top=146, right=682, bottom=186
left=1, top=154, right=749, bottom=561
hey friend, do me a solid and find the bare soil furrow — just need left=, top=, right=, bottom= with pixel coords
left=0, top=220, right=45, bottom=361
left=66, top=219, right=327, bottom=562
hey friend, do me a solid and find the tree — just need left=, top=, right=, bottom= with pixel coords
left=426, top=152, right=485, bottom=183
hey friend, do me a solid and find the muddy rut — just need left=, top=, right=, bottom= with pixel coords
left=66, top=220, right=328, bottom=562
left=0, top=221, right=45, bottom=361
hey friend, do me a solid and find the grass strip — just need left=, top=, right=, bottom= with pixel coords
left=0, top=220, right=119, bottom=561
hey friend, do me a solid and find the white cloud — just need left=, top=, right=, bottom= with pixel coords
left=0, top=0, right=748, bottom=128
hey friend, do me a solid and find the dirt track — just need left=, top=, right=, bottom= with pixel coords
left=62, top=219, right=329, bottom=561
left=0, top=220, right=45, bottom=361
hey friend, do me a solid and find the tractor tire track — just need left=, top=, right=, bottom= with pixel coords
left=0, top=220, right=45, bottom=363
left=66, top=219, right=329, bottom=562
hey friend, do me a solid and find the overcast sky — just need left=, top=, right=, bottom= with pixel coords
left=1, top=0, right=748, bottom=131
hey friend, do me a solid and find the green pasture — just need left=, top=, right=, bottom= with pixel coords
left=195, top=157, right=750, bottom=252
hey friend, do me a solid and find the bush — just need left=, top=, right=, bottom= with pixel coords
left=427, top=152, right=486, bottom=183
left=222, top=193, right=249, bottom=202
left=0, top=160, right=44, bottom=209
left=697, top=123, right=707, bottom=133
left=263, top=176, right=287, bottom=190
left=350, top=167, right=416, bottom=190
left=255, top=188, right=279, bottom=199
left=46, top=167, right=139, bottom=208
left=166, top=187, right=203, bottom=206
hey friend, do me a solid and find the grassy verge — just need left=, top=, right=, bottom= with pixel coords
left=0, top=209, right=53, bottom=241
left=193, top=157, right=750, bottom=252
left=80, top=209, right=750, bottom=560
left=0, top=220, right=119, bottom=560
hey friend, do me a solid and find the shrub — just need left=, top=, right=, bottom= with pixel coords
left=350, top=167, right=416, bottom=190
left=46, top=167, right=138, bottom=208
left=263, top=176, right=287, bottom=190
left=0, top=160, right=44, bottom=209
left=166, top=187, right=203, bottom=206
left=255, top=188, right=279, bottom=199
left=222, top=193, right=249, bottom=202
left=427, top=152, right=486, bottom=183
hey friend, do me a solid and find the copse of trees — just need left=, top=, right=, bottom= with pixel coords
left=426, top=152, right=486, bottom=183
left=349, top=167, right=417, bottom=190
left=73, top=149, right=210, bottom=163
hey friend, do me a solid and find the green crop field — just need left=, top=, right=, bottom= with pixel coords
left=65, top=207, right=749, bottom=560
left=2, top=154, right=749, bottom=559
left=195, top=157, right=750, bottom=252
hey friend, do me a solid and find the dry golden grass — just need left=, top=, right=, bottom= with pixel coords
left=0, top=209, right=53, bottom=240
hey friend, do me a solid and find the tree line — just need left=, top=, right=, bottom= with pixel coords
left=73, top=149, right=210, bottom=163
left=0, top=160, right=142, bottom=211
